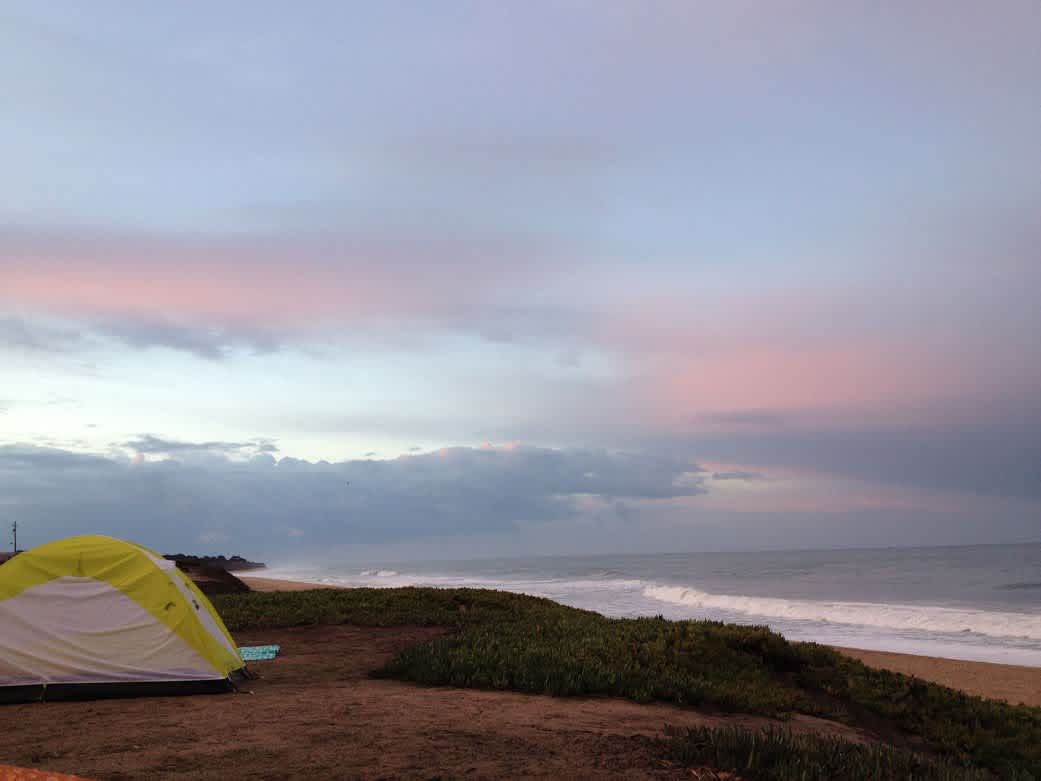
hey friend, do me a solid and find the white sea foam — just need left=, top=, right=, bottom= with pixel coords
left=259, top=549, right=1041, bottom=665
left=643, top=585, right=1041, bottom=641
left=263, top=568, right=1041, bottom=642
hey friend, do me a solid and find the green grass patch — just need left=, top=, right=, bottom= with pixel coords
left=214, top=587, right=1041, bottom=777
left=376, top=612, right=819, bottom=716
left=660, top=726, right=1025, bottom=781
left=216, top=585, right=546, bottom=630
left=794, top=643, right=1041, bottom=776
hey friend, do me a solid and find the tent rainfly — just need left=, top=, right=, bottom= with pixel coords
left=0, top=535, right=244, bottom=703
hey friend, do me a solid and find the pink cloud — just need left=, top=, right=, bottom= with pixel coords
left=0, top=230, right=552, bottom=327
left=3, top=226, right=1035, bottom=432
left=644, top=342, right=955, bottom=425
left=597, top=281, right=1040, bottom=431
left=6, top=258, right=381, bottom=324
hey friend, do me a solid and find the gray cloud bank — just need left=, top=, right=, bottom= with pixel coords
left=0, top=443, right=704, bottom=556
left=1, top=313, right=278, bottom=362
left=685, top=425, right=1041, bottom=501
left=712, top=471, right=767, bottom=482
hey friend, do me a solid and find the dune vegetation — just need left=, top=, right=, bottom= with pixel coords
left=659, top=726, right=1031, bottom=781
left=215, top=587, right=1041, bottom=779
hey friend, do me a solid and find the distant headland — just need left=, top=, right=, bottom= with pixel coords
left=163, top=554, right=267, bottom=572
left=163, top=553, right=266, bottom=595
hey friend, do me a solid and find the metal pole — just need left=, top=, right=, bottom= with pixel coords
left=11, top=520, right=16, bottom=553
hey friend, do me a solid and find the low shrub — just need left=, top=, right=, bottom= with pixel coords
left=215, top=587, right=1041, bottom=777
left=659, top=726, right=1023, bottom=781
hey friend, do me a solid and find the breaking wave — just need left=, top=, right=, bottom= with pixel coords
left=259, top=547, right=1041, bottom=665
left=644, top=585, right=1041, bottom=641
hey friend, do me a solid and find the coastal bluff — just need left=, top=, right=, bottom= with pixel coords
left=165, top=553, right=266, bottom=595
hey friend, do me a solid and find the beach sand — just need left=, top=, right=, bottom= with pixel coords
left=834, top=646, right=1041, bottom=707
left=241, top=575, right=338, bottom=591
left=244, top=576, right=1041, bottom=707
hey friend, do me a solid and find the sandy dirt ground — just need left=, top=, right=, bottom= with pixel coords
left=0, top=623, right=866, bottom=781
left=243, top=576, right=1041, bottom=708
left=6, top=575, right=1033, bottom=780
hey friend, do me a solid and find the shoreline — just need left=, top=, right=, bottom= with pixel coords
left=241, top=575, right=1041, bottom=707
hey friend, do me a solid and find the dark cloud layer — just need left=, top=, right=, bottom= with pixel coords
left=0, top=443, right=704, bottom=556
left=94, top=318, right=279, bottom=361
left=1, top=314, right=277, bottom=361
left=122, top=435, right=279, bottom=457
left=712, top=471, right=767, bottom=482
left=0, top=316, right=86, bottom=354
left=685, top=424, right=1041, bottom=500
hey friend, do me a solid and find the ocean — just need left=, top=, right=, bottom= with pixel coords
left=264, top=543, right=1041, bottom=666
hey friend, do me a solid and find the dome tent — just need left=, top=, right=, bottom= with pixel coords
left=0, top=535, right=244, bottom=703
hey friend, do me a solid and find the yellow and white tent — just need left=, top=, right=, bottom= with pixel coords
left=0, top=535, right=243, bottom=702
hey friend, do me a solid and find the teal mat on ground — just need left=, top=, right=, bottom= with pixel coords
left=238, top=644, right=280, bottom=661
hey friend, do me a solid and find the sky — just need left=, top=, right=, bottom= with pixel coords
left=1, top=1, right=1039, bottom=560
